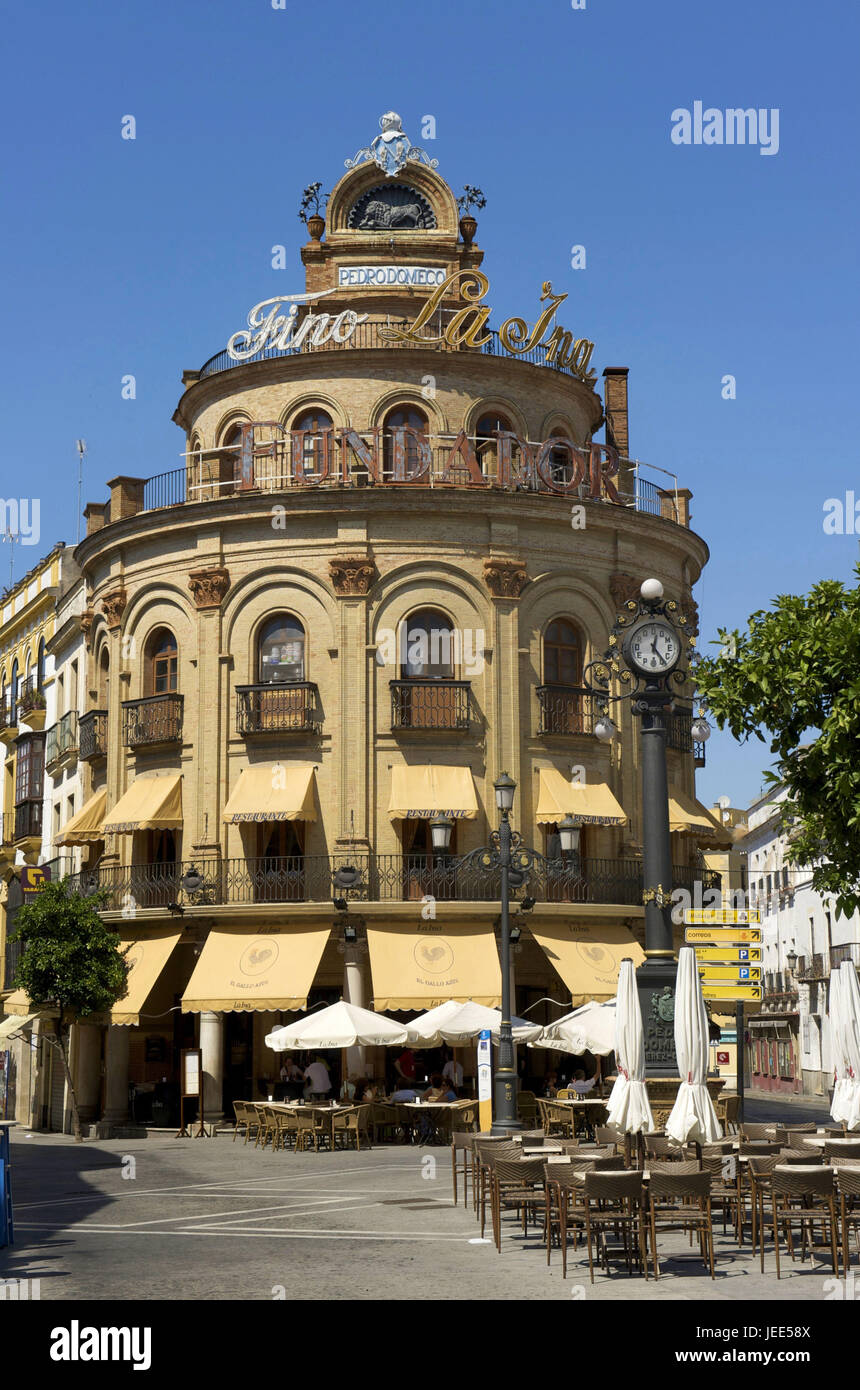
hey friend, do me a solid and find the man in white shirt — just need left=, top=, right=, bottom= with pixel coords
left=442, top=1058, right=464, bottom=1088
left=303, top=1057, right=332, bottom=1098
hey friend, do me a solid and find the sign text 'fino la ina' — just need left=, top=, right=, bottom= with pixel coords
left=226, top=271, right=596, bottom=384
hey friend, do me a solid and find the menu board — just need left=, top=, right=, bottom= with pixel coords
left=182, top=1049, right=201, bottom=1097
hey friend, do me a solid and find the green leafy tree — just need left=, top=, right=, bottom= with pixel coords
left=694, top=569, right=860, bottom=918
left=10, top=880, right=130, bottom=1141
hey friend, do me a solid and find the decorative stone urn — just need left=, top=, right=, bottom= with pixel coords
left=306, top=214, right=325, bottom=242
left=459, top=214, right=477, bottom=245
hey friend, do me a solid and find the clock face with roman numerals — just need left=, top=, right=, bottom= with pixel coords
left=625, top=620, right=681, bottom=675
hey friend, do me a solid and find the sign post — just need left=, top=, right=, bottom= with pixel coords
left=477, top=1031, right=492, bottom=1134
left=684, top=910, right=762, bottom=1114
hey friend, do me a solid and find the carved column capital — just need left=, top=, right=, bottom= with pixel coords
left=329, top=556, right=377, bottom=597
left=482, top=558, right=528, bottom=599
left=188, top=566, right=231, bottom=610
left=609, top=572, right=640, bottom=611
left=101, top=588, right=128, bottom=630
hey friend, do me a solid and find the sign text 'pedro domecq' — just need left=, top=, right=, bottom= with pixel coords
left=227, top=270, right=596, bottom=384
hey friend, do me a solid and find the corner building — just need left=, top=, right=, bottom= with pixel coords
left=11, top=117, right=718, bottom=1131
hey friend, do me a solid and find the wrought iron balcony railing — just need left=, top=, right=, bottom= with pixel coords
left=79, top=710, right=109, bottom=761
left=17, top=675, right=45, bottom=718
left=66, top=853, right=717, bottom=912
left=236, top=683, right=320, bottom=735
left=14, top=799, right=42, bottom=842
left=45, top=710, right=79, bottom=767
left=536, top=685, right=596, bottom=736
left=795, top=945, right=860, bottom=980
left=122, top=694, right=184, bottom=748
left=390, top=680, right=472, bottom=731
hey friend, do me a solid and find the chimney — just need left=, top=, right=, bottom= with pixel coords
left=106, top=476, right=147, bottom=522
left=602, top=367, right=629, bottom=458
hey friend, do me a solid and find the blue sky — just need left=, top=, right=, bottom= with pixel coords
left=2, top=0, right=858, bottom=808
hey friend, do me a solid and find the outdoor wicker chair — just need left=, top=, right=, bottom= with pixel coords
left=701, top=1154, right=744, bottom=1242
left=747, top=1154, right=780, bottom=1268
left=517, top=1090, right=538, bottom=1127
left=490, top=1156, right=546, bottom=1253
left=836, top=1165, right=860, bottom=1274
left=823, top=1139, right=860, bottom=1160
left=647, top=1164, right=715, bottom=1279
left=582, top=1169, right=648, bottom=1282
left=272, top=1108, right=298, bottom=1152
left=473, top=1139, right=521, bottom=1235
left=451, top=1130, right=474, bottom=1207
left=771, top=1165, right=838, bottom=1278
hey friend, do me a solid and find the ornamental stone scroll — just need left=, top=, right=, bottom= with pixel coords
left=188, top=567, right=231, bottom=610
left=329, top=556, right=377, bottom=597
left=482, top=558, right=528, bottom=599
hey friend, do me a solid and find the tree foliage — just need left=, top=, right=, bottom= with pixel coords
left=11, top=879, right=129, bottom=1016
left=694, top=569, right=860, bottom=918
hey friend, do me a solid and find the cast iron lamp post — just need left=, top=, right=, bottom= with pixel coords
left=581, top=577, right=710, bottom=1075
left=431, top=783, right=580, bottom=1133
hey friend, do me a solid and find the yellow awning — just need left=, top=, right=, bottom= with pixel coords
left=112, top=929, right=184, bottom=1026
left=388, top=765, right=479, bottom=820
left=367, top=924, right=501, bottom=1010
left=2, top=989, right=57, bottom=1019
left=55, top=790, right=107, bottom=845
left=180, top=925, right=331, bottom=1012
left=103, top=775, right=183, bottom=835
left=223, top=764, right=317, bottom=823
left=529, top=923, right=645, bottom=1007
left=668, top=787, right=727, bottom=839
left=535, top=769, right=628, bottom=826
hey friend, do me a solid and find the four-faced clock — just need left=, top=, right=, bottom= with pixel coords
left=622, top=619, right=681, bottom=676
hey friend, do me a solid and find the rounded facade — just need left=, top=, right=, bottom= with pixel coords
left=55, top=121, right=713, bottom=1128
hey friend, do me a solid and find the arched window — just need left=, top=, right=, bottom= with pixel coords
left=10, top=658, right=19, bottom=720
left=220, top=421, right=246, bottom=495
left=292, top=408, right=333, bottom=479
left=401, top=608, right=455, bottom=679
left=476, top=411, right=513, bottom=478
left=548, top=427, right=577, bottom=488
left=258, top=614, right=305, bottom=684
left=544, top=618, right=582, bottom=686
left=145, top=629, right=178, bottom=696
left=541, top=619, right=585, bottom=736
left=36, top=637, right=46, bottom=690
left=98, top=648, right=110, bottom=708
left=383, top=406, right=430, bottom=481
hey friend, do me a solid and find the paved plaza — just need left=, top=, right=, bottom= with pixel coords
left=0, top=1095, right=851, bottom=1303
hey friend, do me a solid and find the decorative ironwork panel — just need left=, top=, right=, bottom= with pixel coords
left=236, top=683, right=320, bottom=735
left=390, top=680, right=472, bottom=730
left=79, top=710, right=108, bottom=761
left=536, top=685, right=596, bottom=736
left=122, top=695, right=183, bottom=748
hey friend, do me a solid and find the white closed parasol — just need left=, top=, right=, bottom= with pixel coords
left=665, top=947, right=723, bottom=1144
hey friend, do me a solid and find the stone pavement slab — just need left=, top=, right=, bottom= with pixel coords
left=0, top=1131, right=852, bottom=1302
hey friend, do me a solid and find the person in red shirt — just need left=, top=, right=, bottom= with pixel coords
left=395, top=1048, right=416, bottom=1082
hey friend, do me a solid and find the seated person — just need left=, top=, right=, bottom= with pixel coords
left=340, top=1076, right=359, bottom=1102
left=543, top=1071, right=559, bottom=1098
left=360, top=1081, right=377, bottom=1102
left=391, top=1083, right=419, bottom=1102
left=439, top=1081, right=458, bottom=1101
left=418, top=1075, right=446, bottom=1142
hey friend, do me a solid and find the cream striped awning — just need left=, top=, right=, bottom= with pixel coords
left=388, top=765, right=479, bottom=820
left=56, top=790, right=107, bottom=845
left=535, top=769, right=627, bottom=826
left=102, top=776, right=183, bottom=835
left=223, top=764, right=317, bottom=823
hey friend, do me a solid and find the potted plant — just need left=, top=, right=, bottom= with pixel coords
left=456, top=186, right=486, bottom=245
left=299, top=182, right=329, bottom=242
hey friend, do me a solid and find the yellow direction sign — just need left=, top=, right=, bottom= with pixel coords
left=701, top=984, right=763, bottom=1002
left=698, top=964, right=761, bottom=983
left=684, top=909, right=761, bottom=924
left=685, top=927, right=762, bottom=945
left=693, top=946, right=762, bottom=964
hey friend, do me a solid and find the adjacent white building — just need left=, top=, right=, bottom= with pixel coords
left=735, top=783, right=860, bottom=1097
left=40, top=569, right=88, bottom=876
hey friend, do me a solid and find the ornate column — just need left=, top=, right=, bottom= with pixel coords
left=74, top=1023, right=102, bottom=1124
left=101, top=1024, right=130, bottom=1130
left=482, top=555, right=528, bottom=812
left=187, top=565, right=230, bottom=873
left=341, top=936, right=370, bottom=1078
left=329, top=551, right=377, bottom=847
left=199, top=1010, right=225, bottom=1123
